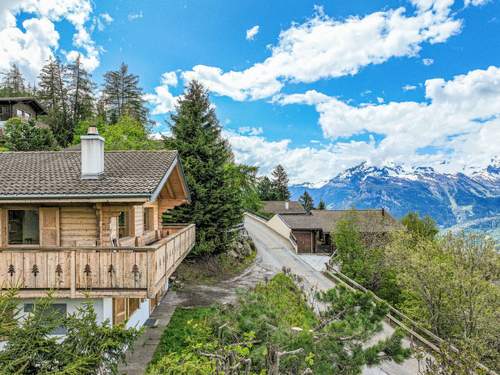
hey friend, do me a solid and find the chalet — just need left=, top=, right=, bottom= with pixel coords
left=0, top=127, right=195, bottom=328
left=262, top=200, right=306, bottom=215
left=267, top=209, right=400, bottom=253
left=0, top=97, right=48, bottom=135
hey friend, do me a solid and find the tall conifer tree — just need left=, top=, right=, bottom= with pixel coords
left=0, top=64, right=26, bottom=96
left=271, top=164, right=290, bottom=201
left=299, top=190, right=314, bottom=213
left=164, top=81, right=242, bottom=256
left=38, top=57, right=71, bottom=145
left=102, top=63, right=148, bottom=124
left=67, top=55, right=94, bottom=129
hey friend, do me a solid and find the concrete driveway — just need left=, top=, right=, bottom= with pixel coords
left=244, top=213, right=422, bottom=375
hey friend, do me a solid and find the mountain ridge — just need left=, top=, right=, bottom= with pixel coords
left=290, top=161, right=500, bottom=235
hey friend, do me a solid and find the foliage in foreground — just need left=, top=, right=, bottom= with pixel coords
left=148, top=273, right=410, bottom=374
left=332, top=212, right=500, bottom=372
left=3, top=118, right=58, bottom=151
left=0, top=293, right=140, bottom=375
left=73, top=115, right=161, bottom=150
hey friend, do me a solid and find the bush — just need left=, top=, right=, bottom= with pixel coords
left=148, top=273, right=409, bottom=374
left=3, top=118, right=58, bottom=151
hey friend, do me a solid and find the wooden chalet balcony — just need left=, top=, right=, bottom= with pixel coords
left=0, top=224, right=195, bottom=299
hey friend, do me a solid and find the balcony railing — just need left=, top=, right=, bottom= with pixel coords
left=0, top=224, right=195, bottom=299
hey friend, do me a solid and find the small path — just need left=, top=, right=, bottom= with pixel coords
left=119, top=291, right=187, bottom=375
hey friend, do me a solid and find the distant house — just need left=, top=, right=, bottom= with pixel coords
left=262, top=200, right=306, bottom=215
left=0, top=127, right=195, bottom=329
left=267, top=209, right=400, bottom=253
left=0, top=97, right=48, bottom=135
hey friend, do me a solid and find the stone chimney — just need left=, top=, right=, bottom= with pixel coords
left=285, top=201, right=289, bottom=210
left=81, top=127, right=104, bottom=179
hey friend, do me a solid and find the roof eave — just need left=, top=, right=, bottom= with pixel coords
left=149, top=153, right=191, bottom=203
left=0, top=193, right=150, bottom=204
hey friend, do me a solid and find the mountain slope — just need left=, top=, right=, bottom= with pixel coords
left=290, top=162, right=500, bottom=231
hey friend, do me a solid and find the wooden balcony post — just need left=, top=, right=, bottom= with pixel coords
left=70, top=249, right=76, bottom=298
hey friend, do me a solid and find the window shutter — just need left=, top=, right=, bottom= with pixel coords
left=39, top=207, right=60, bottom=247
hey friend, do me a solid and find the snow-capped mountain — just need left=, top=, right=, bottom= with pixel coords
left=290, top=161, right=500, bottom=234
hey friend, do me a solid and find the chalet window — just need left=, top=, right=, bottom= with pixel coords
left=144, top=208, right=154, bottom=231
left=24, top=303, right=67, bottom=334
left=8, top=209, right=39, bottom=245
left=118, top=211, right=129, bottom=239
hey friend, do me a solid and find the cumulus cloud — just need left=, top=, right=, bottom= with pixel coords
left=0, top=0, right=104, bottom=81
left=422, top=57, right=434, bottom=66
left=270, top=66, right=500, bottom=181
left=144, top=71, right=179, bottom=115
left=246, top=25, right=260, bottom=40
left=238, top=126, right=263, bottom=135
left=402, top=84, right=417, bottom=91
left=183, top=1, right=468, bottom=101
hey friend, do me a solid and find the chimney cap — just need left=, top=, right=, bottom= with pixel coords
left=87, top=126, right=99, bottom=135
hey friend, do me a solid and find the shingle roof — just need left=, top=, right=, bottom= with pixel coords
left=0, top=150, right=178, bottom=200
left=262, top=201, right=306, bottom=214
left=279, top=209, right=401, bottom=233
left=279, top=214, right=322, bottom=230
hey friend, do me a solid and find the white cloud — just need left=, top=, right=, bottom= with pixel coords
left=0, top=0, right=103, bottom=80
left=238, top=126, right=263, bottom=135
left=377, top=97, right=385, bottom=103
left=402, top=84, right=417, bottom=91
left=270, top=66, right=500, bottom=181
left=94, top=12, right=113, bottom=32
left=144, top=71, right=180, bottom=115
left=464, top=0, right=489, bottom=6
left=128, top=11, right=143, bottom=21
left=246, top=25, right=260, bottom=40
left=183, top=1, right=467, bottom=101
left=422, top=57, right=434, bottom=65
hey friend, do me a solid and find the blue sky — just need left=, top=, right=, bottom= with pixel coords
left=1, top=0, right=499, bottom=183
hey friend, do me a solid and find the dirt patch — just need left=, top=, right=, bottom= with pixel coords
left=173, top=233, right=258, bottom=286
left=176, top=248, right=276, bottom=307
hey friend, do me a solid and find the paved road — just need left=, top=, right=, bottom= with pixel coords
left=244, top=214, right=421, bottom=375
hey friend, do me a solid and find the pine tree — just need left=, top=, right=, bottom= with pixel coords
left=164, top=81, right=242, bottom=256
left=67, top=54, right=94, bottom=130
left=102, top=63, right=148, bottom=124
left=318, top=199, right=326, bottom=210
left=299, top=190, right=314, bottom=213
left=257, top=176, right=277, bottom=200
left=271, top=165, right=290, bottom=201
left=38, top=57, right=71, bottom=145
left=0, top=64, right=26, bottom=96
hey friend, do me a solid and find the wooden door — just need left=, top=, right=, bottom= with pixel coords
left=113, top=298, right=127, bottom=325
left=39, top=208, right=60, bottom=247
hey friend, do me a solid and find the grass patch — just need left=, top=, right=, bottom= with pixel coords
left=149, top=306, right=217, bottom=368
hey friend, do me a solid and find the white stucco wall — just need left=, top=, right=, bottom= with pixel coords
left=126, top=299, right=150, bottom=329
left=16, top=298, right=109, bottom=323
left=267, top=214, right=292, bottom=240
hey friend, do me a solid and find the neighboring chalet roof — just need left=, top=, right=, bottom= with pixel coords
left=310, top=209, right=400, bottom=233
left=278, top=214, right=322, bottom=230
left=279, top=209, right=400, bottom=233
left=262, top=200, right=306, bottom=215
left=0, top=97, right=47, bottom=115
left=0, top=150, right=189, bottom=202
